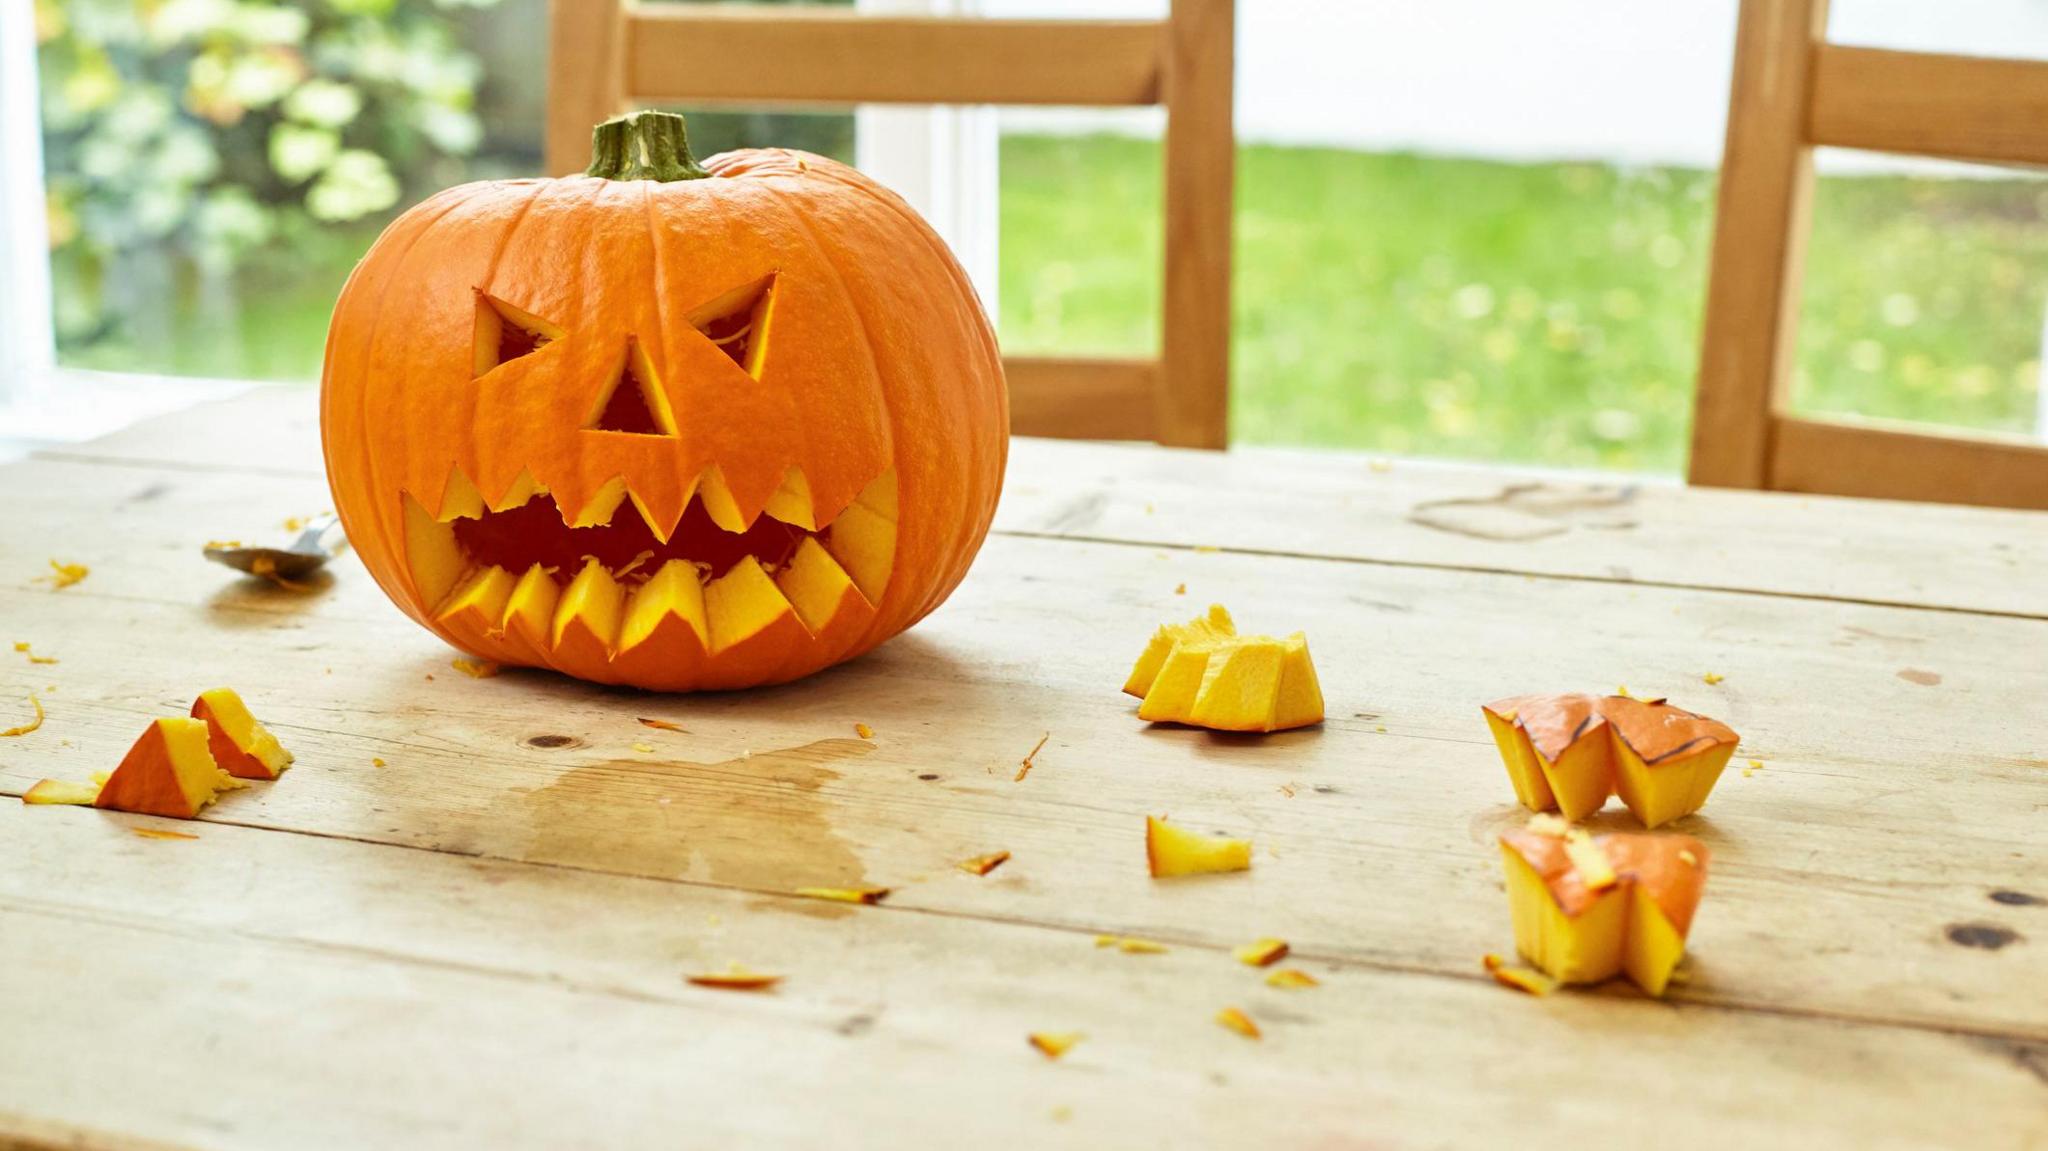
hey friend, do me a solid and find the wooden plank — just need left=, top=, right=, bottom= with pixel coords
left=622, top=7, right=1164, bottom=108
left=3, top=807, right=2043, bottom=1150
left=34, top=389, right=2048, bottom=617
left=3, top=462, right=2044, bottom=1039
left=995, top=439, right=2048, bottom=620
left=1689, top=0, right=1828, bottom=490
left=1006, top=356, right=1157, bottom=441
left=545, top=0, right=626, bottom=176
left=1157, top=0, right=1234, bottom=449
left=1809, top=45, right=2048, bottom=169
left=1772, top=414, right=2048, bottom=511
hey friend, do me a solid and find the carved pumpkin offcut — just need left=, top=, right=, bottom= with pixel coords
left=321, top=112, right=1007, bottom=690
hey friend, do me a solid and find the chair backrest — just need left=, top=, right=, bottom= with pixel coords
left=1691, top=0, right=2048, bottom=510
left=547, top=0, right=1235, bottom=448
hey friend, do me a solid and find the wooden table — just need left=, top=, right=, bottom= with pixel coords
left=3, top=387, right=2044, bottom=1149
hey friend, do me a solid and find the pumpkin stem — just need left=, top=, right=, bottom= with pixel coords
left=586, top=111, right=711, bottom=182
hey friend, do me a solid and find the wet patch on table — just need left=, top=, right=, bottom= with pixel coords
left=506, top=738, right=874, bottom=903
left=1989, top=890, right=2043, bottom=908
left=1408, top=482, right=1639, bottom=543
left=1896, top=668, right=1942, bottom=686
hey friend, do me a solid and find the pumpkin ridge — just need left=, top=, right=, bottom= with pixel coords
left=750, top=179, right=900, bottom=642
left=775, top=174, right=1002, bottom=630
left=795, top=158, right=1007, bottom=614
left=343, top=185, right=491, bottom=619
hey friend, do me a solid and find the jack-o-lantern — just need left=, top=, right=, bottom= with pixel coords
left=321, top=112, right=1007, bottom=690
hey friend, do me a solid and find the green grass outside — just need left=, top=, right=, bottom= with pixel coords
left=60, top=134, right=2048, bottom=474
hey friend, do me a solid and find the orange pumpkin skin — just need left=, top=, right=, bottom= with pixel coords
left=321, top=115, right=1006, bottom=691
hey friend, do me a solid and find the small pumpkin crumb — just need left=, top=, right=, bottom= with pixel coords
left=1113, top=936, right=1168, bottom=955
left=38, top=560, right=88, bottom=589
left=685, top=964, right=782, bottom=991
left=1702, top=672, right=1725, bottom=685
left=2, top=693, right=46, bottom=737
left=794, top=885, right=890, bottom=905
left=1173, top=582, right=1186, bottom=595
left=957, top=850, right=1010, bottom=876
left=632, top=742, right=656, bottom=754
left=1214, top=1007, right=1260, bottom=1039
left=1015, top=731, right=1049, bottom=782
left=371, top=757, right=387, bottom=768
left=452, top=657, right=500, bottom=679
left=1484, top=954, right=1557, bottom=996
left=637, top=716, right=686, bottom=732
left=1233, top=938, right=1289, bottom=967
left=131, top=828, right=199, bottom=841
left=1265, top=968, right=1320, bottom=989
left=854, top=722, right=874, bottom=740
left=1029, top=1032, right=1083, bottom=1060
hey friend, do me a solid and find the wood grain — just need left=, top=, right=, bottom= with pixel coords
left=36, top=389, right=2048, bottom=618
left=6, top=389, right=2046, bottom=1146
left=4, top=456, right=2045, bottom=1039
left=2, top=804, right=2041, bottom=1150
left=1809, top=44, right=2048, bottom=168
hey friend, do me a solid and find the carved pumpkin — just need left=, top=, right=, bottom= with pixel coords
left=321, top=112, right=1007, bottom=690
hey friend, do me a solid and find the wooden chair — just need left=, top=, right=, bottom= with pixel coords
left=1691, top=0, right=2048, bottom=510
left=547, top=0, right=1235, bottom=448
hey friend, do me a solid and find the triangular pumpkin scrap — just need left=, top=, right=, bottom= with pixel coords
left=95, top=717, right=240, bottom=819
left=191, top=688, right=295, bottom=780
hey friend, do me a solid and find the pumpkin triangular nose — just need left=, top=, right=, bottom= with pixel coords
left=587, top=336, right=676, bottom=436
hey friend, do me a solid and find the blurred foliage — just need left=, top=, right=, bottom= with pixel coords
left=37, top=0, right=501, bottom=351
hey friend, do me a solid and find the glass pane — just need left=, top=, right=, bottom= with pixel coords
left=37, top=0, right=848, bottom=384
left=1793, top=150, right=2048, bottom=440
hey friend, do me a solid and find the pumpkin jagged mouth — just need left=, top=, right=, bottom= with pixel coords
left=402, top=465, right=895, bottom=672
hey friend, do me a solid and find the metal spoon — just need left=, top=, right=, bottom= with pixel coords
left=204, top=513, right=346, bottom=581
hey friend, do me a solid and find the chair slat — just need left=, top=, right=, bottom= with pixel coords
left=1771, top=415, right=2048, bottom=510
left=624, top=7, right=1165, bottom=107
left=1006, top=357, right=1158, bottom=441
left=1809, top=45, right=2048, bottom=169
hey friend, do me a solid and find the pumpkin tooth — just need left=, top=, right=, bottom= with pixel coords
left=775, top=537, right=867, bottom=634
left=488, top=469, right=546, bottom=513
left=773, top=538, right=877, bottom=663
left=618, top=559, right=711, bottom=654
left=851, top=467, right=899, bottom=523
left=761, top=466, right=817, bottom=531
left=568, top=477, right=630, bottom=530
left=705, top=557, right=799, bottom=654
left=499, top=563, right=561, bottom=661
left=435, top=466, right=487, bottom=522
left=694, top=465, right=755, bottom=533
left=437, top=564, right=516, bottom=635
left=550, top=558, right=626, bottom=665
left=821, top=493, right=896, bottom=604
left=403, top=492, right=465, bottom=613
left=626, top=486, right=683, bottom=545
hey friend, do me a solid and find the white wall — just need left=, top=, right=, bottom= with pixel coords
left=989, top=0, right=2048, bottom=169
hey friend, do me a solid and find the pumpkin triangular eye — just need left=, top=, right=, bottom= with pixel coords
left=686, top=273, right=776, bottom=378
left=587, top=336, right=677, bottom=436
left=473, top=292, right=563, bottom=377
